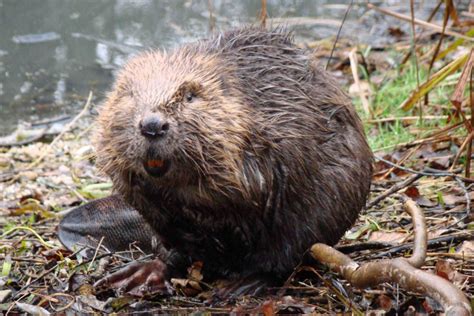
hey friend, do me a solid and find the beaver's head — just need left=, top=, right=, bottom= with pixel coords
left=94, top=49, right=254, bottom=204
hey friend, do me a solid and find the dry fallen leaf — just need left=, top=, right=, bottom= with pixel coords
left=456, top=240, right=474, bottom=255
left=16, top=302, right=51, bottom=316
left=435, top=259, right=470, bottom=287
left=377, top=294, right=393, bottom=311
left=261, top=299, right=275, bottom=316
left=369, top=231, right=407, bottom=243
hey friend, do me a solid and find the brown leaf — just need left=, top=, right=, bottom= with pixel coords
left=403, top=183, right=436, bottom=207
left=404, top=186, right=420, bottom=199
left=416, top=196, right=437, bottom=208
left=187, top=261, right=203, bottom=282
left=368, top=231, right=407, bottom=244
left=436, top=259, right=471, bottom=289
left=428, top=156, right=451, bottom=170
left=170, top=277, right=202, bottom=296
left=15, top=302, right=51, bottom=316
left=261, top=300, right=275, bottom=316
left=435, top=259, right=455, bottom=281
left=442, top=191, right=474, bottom=206
left=377, top=294, right=393, bottom=311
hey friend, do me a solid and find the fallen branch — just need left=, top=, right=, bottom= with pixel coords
left=403, top=198, right=426, bottom=268
left=311, top=199, right=471, bottom=316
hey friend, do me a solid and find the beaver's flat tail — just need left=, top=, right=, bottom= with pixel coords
left=58, top=195, right=157, bottom=257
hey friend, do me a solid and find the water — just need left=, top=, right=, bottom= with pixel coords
left=0, top=0, right=463, bottom=135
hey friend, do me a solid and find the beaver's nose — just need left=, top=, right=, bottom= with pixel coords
left=139, top=114, right=169, bottom=139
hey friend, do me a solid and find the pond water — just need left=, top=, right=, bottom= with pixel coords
left=0, top=0, right=465, bottom=135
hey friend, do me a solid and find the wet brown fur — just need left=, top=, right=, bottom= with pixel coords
left=94, top=27, right=373, bottom=279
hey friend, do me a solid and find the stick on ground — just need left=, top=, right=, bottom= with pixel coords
left=311, top=199, right=471, bottom=316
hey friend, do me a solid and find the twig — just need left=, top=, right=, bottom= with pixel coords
left=0, top=255, right=46, bottom=264
left=87, top=236, right=105, bottom=273
left=369, top=232, right=472, bottom=259
left=365, top=115, right=466, bottom=124
left=366, top=173, right=423, bottom=209
left=326, top=0, right=353, bottom=70
left=399, top=0, right=443, bottom=69
left=447, top=177, right=471, bottom=229
left=13, top=245, right=87, bottom=299
left=426, top=252, right=474, bottom=259
left=426, top=0, right=444, bottom=23
left=366, top=3, right=474, bottom=42
left=375, top=156, right=474, bottom=183
left=425, top=0, right=450, bottom=106
left=349, top=48, right=370, bottom=115
left=380, top=144, right=420, bottom=179
left=260, top=0, right=267, bottom=27
left=336, top=241, right=394, bottom=253
left=48, top=293, right=75, bottom=313
left=299, top=266, right=364, bottom=316
left=449, top=131, right=474, bottom=172
left=207, top=0, right=216, bottom=33
left=1, top=226, right=54, bottom=249
left=468, top=68, right=474, bottom=178
left=374, top=121, right=464, bottom=152
left=409, top=0, right=422, bottom=123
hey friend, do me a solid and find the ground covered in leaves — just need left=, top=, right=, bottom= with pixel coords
left=1, top=4, right=474, bottom=315
left=1, top=118, right=472, bottom=315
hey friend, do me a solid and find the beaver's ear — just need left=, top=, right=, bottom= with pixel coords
left=177, top=81, right=202, bottom=102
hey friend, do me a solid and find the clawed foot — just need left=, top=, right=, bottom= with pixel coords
left=94, top=259, right=170, bottom=296
left=209, top=277, right=271, bottom=303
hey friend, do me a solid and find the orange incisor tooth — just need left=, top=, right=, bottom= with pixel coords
left=148, top=160, right=164, bottom=168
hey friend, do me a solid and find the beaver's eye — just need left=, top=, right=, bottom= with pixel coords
left=185, top=92, right=194, bottom=102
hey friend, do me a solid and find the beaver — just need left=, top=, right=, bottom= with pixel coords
left=71, top=27, right=373, bottom=293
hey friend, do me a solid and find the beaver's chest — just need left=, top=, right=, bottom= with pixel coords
left=143, top=200, right=266, bottom=277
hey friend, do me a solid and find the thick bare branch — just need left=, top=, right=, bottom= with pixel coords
left=311, top=245, right=471, bottom=315
left=311, top=198, right=470, bottom=315
left=403, top=199, right=426, bottom=268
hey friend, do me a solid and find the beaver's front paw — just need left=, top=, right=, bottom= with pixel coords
left=94, top=259, right=171, bottom=296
